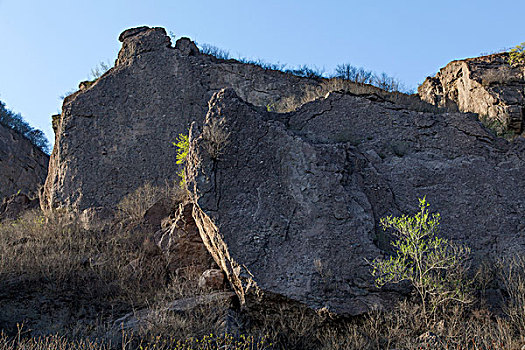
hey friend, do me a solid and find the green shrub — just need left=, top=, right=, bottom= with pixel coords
left=507, top=42, right=525, bottom=66
left=370, top=197, right=472, bottom=319
left=173, top=133, right=190, bottom=187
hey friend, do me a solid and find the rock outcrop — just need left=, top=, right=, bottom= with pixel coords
left=0, top=124, right=49, bottom=203
left=419, top=53, right=525, bottom=136
left=43, top=26, right=319, bottom=214
left=187, top=88, right=525, bottom=316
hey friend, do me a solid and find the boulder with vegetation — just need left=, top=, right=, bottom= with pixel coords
left=418, top=53, right=525, bottom=136
left=186, top=88, right=525, bottom=316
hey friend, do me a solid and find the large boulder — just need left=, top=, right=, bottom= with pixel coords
left=418, top=53, right=525, bottom=135
left=42, top=26, right=319, bottom=214
left=0, top=124, right=49, bottom=203
left=187, top=88, right=525, bottom=316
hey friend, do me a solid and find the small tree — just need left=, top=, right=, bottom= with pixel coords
left=370, top=197, right=471, bottom=318
left=173, top=133, right=189, bottom=188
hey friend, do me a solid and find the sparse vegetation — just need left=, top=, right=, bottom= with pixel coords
left=272, top=77, right=438, bottom=113
left=116, top=181, right=185, bottom=224
left=89, top=61, right=112, bottom=81
left=286, top=65, right=325, bottom=79
left=202, top=117, right=231, bottom=160
left=0, top=99, right=50, bottom=154
left=199, top=44, right=231, bottom=60
left=479, top=113, right=516, bottom=139
left=507, top=42, right=525, bottom=66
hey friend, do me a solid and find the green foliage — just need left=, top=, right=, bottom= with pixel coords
left=173, top=133, right=190, bottom=188
left=0, top=99, right=50, bottom=154
left=370, top=197, right=471, bottom=318
left=507, top=42, right=525, bottom=66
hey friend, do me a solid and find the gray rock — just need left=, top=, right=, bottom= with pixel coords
left=42, top=26, right=320, bottom=214
left=199, top=269, right=226, bottom=290
left=187, top=88, right=525, bottom=316
left=154, top=202, right=216, bottom=274
left=419, top=53, right=525, bottom=135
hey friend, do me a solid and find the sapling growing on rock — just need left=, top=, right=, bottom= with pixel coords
left=173, top=133, right=189, bottom=188
left=370, top=197, right=472, bottom=319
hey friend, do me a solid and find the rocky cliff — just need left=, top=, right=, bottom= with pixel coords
left=42, top=26, right=319, bottom=214
left=187, top=88, right=525, bottom=316
left=40, top=26, right=525, bottom=317
left=418, top=53, right=525, bottom=136
left=0, top=124, right=49, bottom=202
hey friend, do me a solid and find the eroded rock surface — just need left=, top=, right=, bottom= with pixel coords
left=43, top=26, right=318, bottom=213
left=0, top=124, right=49, bottom=203
left=419, top=53, right=525, bottom=135
left=187, top=88, right=525, bottom=316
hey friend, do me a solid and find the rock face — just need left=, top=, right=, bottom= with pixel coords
left=42, top=26, right=318, bottom=213
left=187, top=88, right=525, bottom=316
left=0, top=124, right=49, bottom=203
left=154, top=202, right=216, bottom=274
left=419, top=53, right=525, bottom=135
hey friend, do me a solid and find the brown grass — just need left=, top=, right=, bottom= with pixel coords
left=2, top=199, right=525, bottom=349
left=116, top=181, right=186, bottom=224
left=202, top=117, right=231, bottom=160
left=272, top=77, right=446, bottom=114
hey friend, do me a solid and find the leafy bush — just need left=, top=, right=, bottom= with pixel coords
left=507, top=42, right=525, bottom=66
left=0, top=100, right=50, bottom=153
left=173, top=133, right=190, bottom=187
left=370, top=197, right=472, bottom=318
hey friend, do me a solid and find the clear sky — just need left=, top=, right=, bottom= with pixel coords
left=0, top=0, right=523, bottom=146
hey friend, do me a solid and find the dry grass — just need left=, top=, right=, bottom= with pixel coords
left=0, top=329, right=270, bottom=350
left=272, top=77, right=445, bottom=114
left=202, top=117, right=231, bottom=160
left=0, top=331, right=109, bottom=350
left=116, top=181, right=186, bottom=224
left=499, top=256, right=525, bottom=336
left=0, top=209, right=170, bottom=305
left=2, top=198, right=525, bottom=349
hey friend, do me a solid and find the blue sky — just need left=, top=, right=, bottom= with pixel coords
left=0, top=0, right=523, bottom=146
